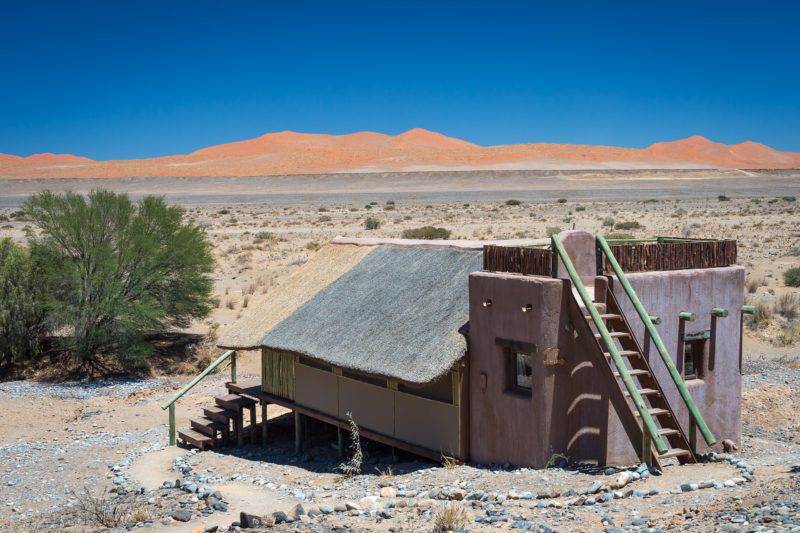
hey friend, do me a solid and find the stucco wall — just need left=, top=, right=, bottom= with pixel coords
left=607, top=266, right=745, bottom=451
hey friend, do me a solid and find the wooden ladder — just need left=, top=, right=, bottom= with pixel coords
left=580, top=286, right=696, bottom=467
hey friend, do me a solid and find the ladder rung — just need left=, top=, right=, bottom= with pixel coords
left=659, top=447, right=692, bottom=458
left=595, top=332, right=630, bottom=339
left=634, top=407, right=669, bottom=417
left=585, top=313, right=622, bottom=321
left=615, top=368, right=650, bottom=378
left=605, top=350, right=640, bottom=358
left=658, top=428, right=680, bottom=437
left=623, top=388, right=660, bottom=397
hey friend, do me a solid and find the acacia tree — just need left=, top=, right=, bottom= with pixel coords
left=23, top=190, right=215, bottom=367
left=0, top=238, right=49, bottom=368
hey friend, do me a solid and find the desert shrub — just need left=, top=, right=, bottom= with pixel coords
left=746, top=277, right=765, bottom=294
left=317, top=215, right=331, bottom=222
left=788, top=245, right=800, bottom=257
left=401, top=226, right=451, bottom=240
left=386, top=200, right=395, bottom=205
left=614, top=221, right=643, bottom=230
left=746, top=303, right=773, bottom=330
left=602, top=217, right=615, bottom=227
left=557, top=198, right=567, bottom=203
left=318, top=206, right=329, bottom=212
left=505, top=199, right=521, bottom=206
left=784, top=267, right=800, bottom=287
left=718, top=194, right=730, bottom=201
left=775, top=322, right=800, bottom=347
left=306, top=241, right=321, bottom=251
left=782, top=196, right=797, bottom=202
left=546, top=226, right=561, bottom=237
left=776, top=293, right=800, bottom=319
left=254, top=231, right=275, bottom=241
left=433, top=502, right=469, bottom=532
left=337, top=411, right=363, bottom=478
left=383, top=204, right=395, bottom=211
left=671, top=208, right=688, bottom=218
left=364, top=217, right=380, bottom=230
left=0, top=238, right=50, bottom=367
left=23, top=190, right=215, bottom=368
left=70, top=487, right=146, bottom=528
left=575, top=205, right=586, bottom=211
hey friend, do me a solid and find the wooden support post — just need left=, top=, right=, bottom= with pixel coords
left=337, top=427, right=344, bottom=459
left=294, top=411, right=302, bottom=453
left=168, top=404, right=176, bottom=446
left=236, top=414, right=244, bottom=447
left=230, top=351, right=237, bottom=383
left=249, top=405, right=257, bottom=444
left=689, top=418, right=697, bottom=456
left=642, top=431, right=653, bottom=467
left=261, top=402, right=268, bottom=444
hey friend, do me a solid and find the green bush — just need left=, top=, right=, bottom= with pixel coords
left=602, top=217, right=615, bottom=227
left=364, top=217, right=380, bottom=230
left=401, top=226, right=451, bottom=240
left=545, top=226, right=561, bottom=237
left=0, top=238, right=49, bottom=368
left=505, top=199, right=521, bottom=206
left=23, top=190, right=215, bottom=366
left=557, top=198, right=567, bottom=204
left=718, top=194, right=730, bottom=201
left=604, top=232, right=636, bottom=241
left=614, top=221, right=643, bottom=230
left=784, top=267, right=800, bottom=288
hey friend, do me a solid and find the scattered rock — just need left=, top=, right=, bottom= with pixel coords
left=171, top=510, right=193, bottom=522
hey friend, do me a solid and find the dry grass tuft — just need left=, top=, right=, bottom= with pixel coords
left=337, top=411, right=363, bottom=478
left=746, top=277, right=766, bottom=294
left=440, top=454, right=460, bottom=469
left=432, top=502, right=469, bottom=532
left=775, top=293, right=800, bottom=319
left=69, top=487, right=145, bottom=528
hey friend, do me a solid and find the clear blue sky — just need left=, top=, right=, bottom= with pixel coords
left=1, top=1, right=798, bottom=159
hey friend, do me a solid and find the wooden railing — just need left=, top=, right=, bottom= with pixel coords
left=601, top=237, right=737, bottom=273
left=483, top=245, right=554, bottom=277
left=160, top=350, right=237, bottom=446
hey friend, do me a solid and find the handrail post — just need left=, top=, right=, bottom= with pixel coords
left=551, top=234, right=668, bottom=455
left=596, top=234, right=716, bottom=447
left=169, top=404, right=176, bottom=446
left=231, top=350, right=237, bottom=383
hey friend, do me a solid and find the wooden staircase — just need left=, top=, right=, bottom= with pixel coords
left=577, top=284, right=696, bottom=467
left=177, top=387, right=259, bottom=450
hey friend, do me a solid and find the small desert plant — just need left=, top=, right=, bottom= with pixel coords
left=718, top=194, right=730, bottom=201
left=317, top=215, right=331, bottom=222
left=432, top=502, right=469, bottom=532
left=505, top=199, right=521, bottom=206
left=401, top=226, right=451, bottom=240
left=775, top=322, right=800, bottom=347
left=306, top=241, right=321, bottom=251
left=70, top=487, right=144, bottom=528
left=441, top=454, right=460, bottom=469
left=545, top=226, right=561, bottom=237
left=242, top=295, right=250, bottom=309
left=783, top=267, right=800, bottom=287
left=557, top=198, right=567, bottom=203
left=545, top=452, right=570, bottom=469
left=614, top=220, right=643, bottom=230
left=337, top=411, right=363, bottom=478
left=782, top=196, right=797, bottom=202
left=746, top=277, right=765, bottom=294
left=746, top=303, right=773, bottom=330
left=776, top=293, right=800, bottom=319
left=575, top=205, right=586, bottom=211
left=364, top=217, right=381, bottom=230
left=602, top=216, right=615, bottom=227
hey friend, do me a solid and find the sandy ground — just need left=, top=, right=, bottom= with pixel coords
left=0, top=171, right=798, bottom=531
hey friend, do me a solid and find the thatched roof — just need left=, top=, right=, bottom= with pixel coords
left=260, top=245, right=482, bottom=384
left=216, top=243, right=375, bottom=349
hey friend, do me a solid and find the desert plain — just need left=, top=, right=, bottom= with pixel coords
left=0, top=168, right=798, bottom=532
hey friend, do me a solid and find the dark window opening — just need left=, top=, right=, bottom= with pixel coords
left=298, top=356, right=332, bottom=372
left=342, top=369, right=387, bottom=388
left=508, top=351, right=533, bottom=393
left=683, top=339, right=706, bottom=380
left=398, top=372, right=453, bottom=404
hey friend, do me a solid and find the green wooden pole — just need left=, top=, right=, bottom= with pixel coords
left=596, top=235, right=716, bottom=446
left=231, top=351, right=237, bottom=383
left=552, top=234, right=668, bottom=455
left=168, top=404, right=176, bottom=446
left=741, top=305, right=757, bottom=315
left=679, top=311, right=697, bottom=321
left=160, top=350, right=234, bottom=410
left=711, top=307, right=729, bottom=318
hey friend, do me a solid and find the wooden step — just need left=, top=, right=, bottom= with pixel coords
left=624, top=388, right=660, bottom=397
left=191, top=417, right=227, bottom=437
left=658, top=428, right=681, bottom=437
left=215, top=394, right=257, bottom=411
left=203, top=405, right=240, bottom=424
left=604, top=350, right=640, bottom=358
left=634, top=407, right=670, bottom=417
left=585, top=313, right=622, bottom=321
left=658, top=447, right=692, bottom=459
left=178, top=428, right=214, bottom=450
left=595, top=332, right=631, bottom=339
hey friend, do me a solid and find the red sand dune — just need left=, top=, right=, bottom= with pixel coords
left=1, top=129, right=798, bottom=179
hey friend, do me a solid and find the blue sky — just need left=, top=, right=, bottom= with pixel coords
left=1, top=1, right=798, bottom=159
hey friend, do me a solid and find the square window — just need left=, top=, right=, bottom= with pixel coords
left=683, top=339, right=706, bottom=380
left=510, top=351, right=533, bottom=392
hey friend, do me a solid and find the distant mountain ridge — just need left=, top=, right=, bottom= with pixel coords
left=2, top=129, right=798, bottom=179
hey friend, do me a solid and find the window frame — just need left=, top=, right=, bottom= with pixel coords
left=507, top=349, right=534, bottom=395
left=682, top=330, right=709, bottom=380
